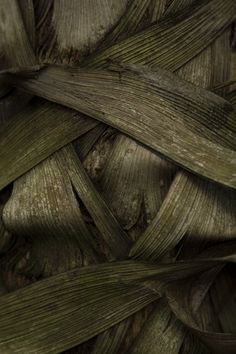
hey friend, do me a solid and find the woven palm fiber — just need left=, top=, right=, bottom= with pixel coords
left=0, top=0, right=236, bottom=353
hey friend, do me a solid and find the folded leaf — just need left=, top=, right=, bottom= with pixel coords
left=3, top=152, right=99, bottom=276
left=11, top=64, right=236, bottom=189
left=18, top=0, right=36, bottom=49
left=130, top=299, right=185, bottom=354
left=39, top=0, right=129, bottom=63
left=0, top=0, right=35, bottom=128
left=0, top=240, right=235, bottom=353
left=59, top=145, right=131, bottom=259
left=167, top=278, right=236, bottom=354
left=84, top=0, right=236, bottom=70
left=99, top=135, right=174, bottom=230
left=74, top=124, right=107, bottom=161
left=0, top=257, right=221, bottom=354
left=92, top=317, right=132, bottom=354
left=179, top=182, right=236, bottom=258
left=0, top=99, right=98, bottom=190
left=129, top=171, right=205, bottom=260
left=165, top=245, right=236, bottom=354
left=97, top=0, right=173, bottom=238
left=99, top=0, right=152, bottom=48
left=0, top=0, right=35, bottom=67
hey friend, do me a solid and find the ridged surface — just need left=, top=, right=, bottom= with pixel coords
left=59, top=145, right=131, bottom=259
left=3, top=153, right=98, bottom=276
left=0, top=0, right=35, bottom=67
left=99, top=135, right=174, bottom=230
left=0, top=0, right=35, bottom=129
left=15, top=65, right=236, bottom=189
left=0, top=1, right=236, bottom=353
left=130, top=172, right=205, bottom=260
left=85, top=0, right=236, bottom=70
left=0, top=100, right=98, bottom=190
left=18, top=0, right=35, bottom=48
left=100, top=0, right=152, bottom=47
left=40, top=0, right=128, bottom=62
left=130, top=299, right=185, bottom=354
left=0, top=252, right=231, bottom=353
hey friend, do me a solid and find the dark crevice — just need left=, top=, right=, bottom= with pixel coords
left=71, top=183, right=95, bottom=226
left=70, top=182, right=110, bottom=261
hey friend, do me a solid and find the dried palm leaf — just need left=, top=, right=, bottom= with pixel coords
left=1, top=0, right=236, bottom=353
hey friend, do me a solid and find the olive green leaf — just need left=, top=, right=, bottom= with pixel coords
left=11, top=64, right=236, bottom=189
left=74, top=123, right=107, bottom=161
left=99, top=135, right=174, bottom=230
left=59, top=145, right=131, bottom=259
left=39, top=0, right=129, bottom=63
left=92, top=317, right=132, bottom=354
left=84, top=0, right=236, bottom=70
left=0, top=99, right=98, bottom=190
left=129, top=171, right=205, bottom=260
left=3, top=151, right=100, bottom=277
left=0, top=252, right=231, bottom=353
left=130, top=299, right=185, bottom=354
